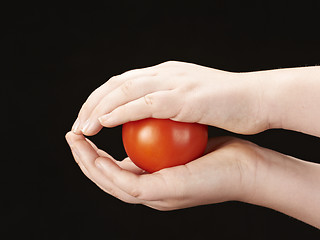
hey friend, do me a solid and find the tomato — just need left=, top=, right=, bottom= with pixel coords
left=122, top=118, right=208, bottom=173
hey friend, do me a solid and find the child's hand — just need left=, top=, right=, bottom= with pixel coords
left=72, top=61, right=269, bottom=136
left=65, top=131, right=259, bottom=210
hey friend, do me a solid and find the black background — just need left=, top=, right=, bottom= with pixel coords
left=4, top=1, right=320, bottom=239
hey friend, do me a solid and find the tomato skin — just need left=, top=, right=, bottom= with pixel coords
left=122, top=118, right=208, bottom=173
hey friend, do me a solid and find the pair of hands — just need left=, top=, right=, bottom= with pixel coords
left=67, top=61, right=266, bottom=210
left=66, top=61, right=320, bottom=225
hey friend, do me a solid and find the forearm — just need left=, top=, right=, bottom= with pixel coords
left=243, top=66, right=320, bottom=137
left=247, top=148, right=320, bottom=228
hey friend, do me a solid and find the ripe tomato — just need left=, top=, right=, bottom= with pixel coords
left=122, top=118, right=208, bottom=173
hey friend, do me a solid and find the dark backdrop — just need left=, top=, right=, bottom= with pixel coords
left=4, top=1, right=320, bottom=239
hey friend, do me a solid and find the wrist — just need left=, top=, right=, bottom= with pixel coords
left=240, top=67, right=320, bottom=132
left=243, top=145, right=320, bottom=228
left=235, top=72, right=273, bottom=133
left=238, top=69, right=296, bottom=131
left=263, top=66, right=320, bottom=136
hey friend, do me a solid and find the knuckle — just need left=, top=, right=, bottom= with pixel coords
left=108, top=75, right=120, bottom=85
left=120, top=68, right=143, bottom=78
left=126, top=177, right=149, bottom=200
left=128, top=187, right=143, bottom=198
left=120, top=80, right=133, bottom=96
left=120, top=70, right=132, bottom=78
left=122, top=68, right=137, bottom=75
left=169, top=104, right=185, bottom=122
left=120, top=69, right=131, bottom=75
left=143, top=94, right=154, bottom=106
left=158, top=61, right=171, bottom=67
left=163, top=60, right=177, bottom=66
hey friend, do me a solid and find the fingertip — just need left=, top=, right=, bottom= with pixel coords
left=65, top=131, right=77, bottom=144
left=65, top=131, right=72, bottom=144
left=71, top=118, right=81, bottom=133
left=65, top=131, right=72, bottom=139
left=65, top=131, right=85, bottom=143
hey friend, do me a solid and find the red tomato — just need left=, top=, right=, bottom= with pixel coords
left=122, top=118, right=208, bottom=173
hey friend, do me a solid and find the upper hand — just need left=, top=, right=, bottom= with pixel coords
left=72, top=61, right=269, bottom=136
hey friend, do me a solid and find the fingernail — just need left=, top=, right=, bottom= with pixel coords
left=98, top=113, right=111, bottom=123
left=81, top=120, right=90, bottom=134
left=72, top=118, right=80, bottom=133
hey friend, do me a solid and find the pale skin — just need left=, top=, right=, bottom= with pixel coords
left=66, top=61, right=320, bottom=228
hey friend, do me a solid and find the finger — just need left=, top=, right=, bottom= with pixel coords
left=85, top=137, right=137, bottom=173
left=70, top=148, right=96, bottom=183
left=84, top=136, right=141, bottom=172
left=73, top=150, right=137, bottom=204
left=72, top=77, right=125, bottom=134
left=81, top=76, right=176, bottom=135
left=70, top=150, right=124, bottom=203
left=65, top=132, right=141, bottom=203
left=95, top=156, right=176, bottom=201
left=67, top=134, right=98, bottom=183
left=66, top=132, right=99, bottom=167
left=74, top=66, right=162, bottom=134
left=98, top=90, right=182, bottom=127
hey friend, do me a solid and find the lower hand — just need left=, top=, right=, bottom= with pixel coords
left=65, top=132, right=320, bottom=228
left=65, top=131, right=259, bottom=210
